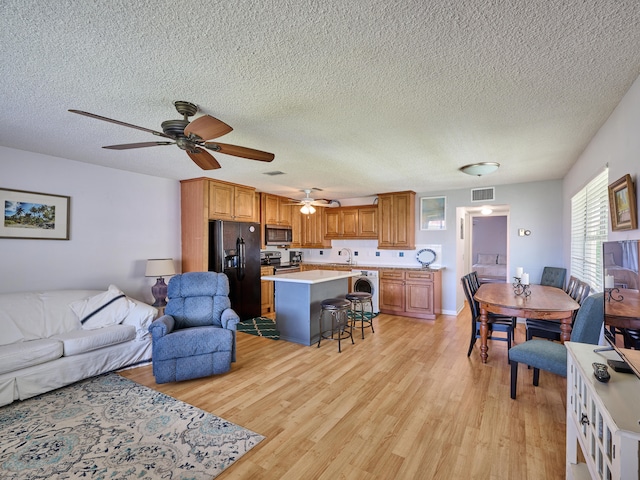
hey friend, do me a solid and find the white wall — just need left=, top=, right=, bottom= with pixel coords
left=563, top=74, right=640, bottom=261
left=0, top=146, right=181, bottom=302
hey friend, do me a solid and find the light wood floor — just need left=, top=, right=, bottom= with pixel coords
left=120, top=307, right=568, bottom=479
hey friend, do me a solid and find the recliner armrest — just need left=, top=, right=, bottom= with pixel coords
left=221, top=308, right=240, bottom=330
left=148, top=314, right=176, bottom=340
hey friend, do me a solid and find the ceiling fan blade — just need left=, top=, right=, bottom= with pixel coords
left=204, top=142, right=275, bottom=162
left=103, top=141, right=175, bottom=150
left=184, top=115, right=233, bottom=140
left=187, top=148, right=221, bottom=170
left=69, top=110, right=173, bottom=139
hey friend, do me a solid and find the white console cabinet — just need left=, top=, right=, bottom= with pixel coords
left=566, top=342, right=640, bottom=479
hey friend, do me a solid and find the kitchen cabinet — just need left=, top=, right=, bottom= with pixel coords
left=261, top=193, right=292, bottom=226
left=299, top=210, right=330, bottom=249
left=261, top=265, right=275, bottom=317
left=208, top=179, right=255, bottom=221
left=324, top=206, right=378, bottom=239
left=379, top=269, right=441, bottom=319
left=377, top=191, right=415, bottom=250
left=180, top=178, right=256, bottom=272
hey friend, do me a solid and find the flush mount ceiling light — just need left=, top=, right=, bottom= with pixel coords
left=480, top=207, right=493, bottom=215
left=459, top=162, right=500, bottom=176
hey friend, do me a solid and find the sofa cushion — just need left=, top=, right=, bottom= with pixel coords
left=0, top=339, right=63, bottom=375
left=477, top=253, right=498, bottom=264
left=0, top=292, right=46, bottom=340
left=52, top=324, right=136, bottom=356
left=70, top=285, right=134, bottom=330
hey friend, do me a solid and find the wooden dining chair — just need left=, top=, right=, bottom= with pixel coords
left=461, top=273, right=514, bottom=360
left=509, top=292, right=604, bottom=399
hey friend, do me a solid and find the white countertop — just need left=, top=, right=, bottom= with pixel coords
left=261, top=269, right=359, bottom=284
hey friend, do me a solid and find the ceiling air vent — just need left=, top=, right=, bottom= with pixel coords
left=471, top=187, right=495, bottom=202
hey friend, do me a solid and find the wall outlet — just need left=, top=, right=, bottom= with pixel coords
left=319, top=250, right=323, bottom=255
left=375, top=252, right=380, bottom=257
left=398, top=252, right=404, bottom=257
left=354, top=251, right=358, bottom=256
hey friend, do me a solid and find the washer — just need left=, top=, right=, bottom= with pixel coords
left=350, top=269, right=380, bottom=313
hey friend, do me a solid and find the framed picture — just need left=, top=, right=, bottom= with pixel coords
left=1, top=188, right=70, bottom=240
left=608, top=175, right=637, bottom=231
left=420, top=196, right=446, bottom=230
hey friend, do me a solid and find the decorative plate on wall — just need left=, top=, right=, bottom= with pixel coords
left=416, top=248, right=436, bottom=268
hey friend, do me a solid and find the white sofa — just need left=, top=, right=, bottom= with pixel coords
left=0, top=285, right=156, bottom=406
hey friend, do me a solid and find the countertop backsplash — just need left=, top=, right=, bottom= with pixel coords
left=298, top=240, right=443, bottom=270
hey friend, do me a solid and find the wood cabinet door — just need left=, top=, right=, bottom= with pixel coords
left=342, top=208, right=358, bottom=236
left=393, top=193, right=411, bottom=247
left=278, top=197, right=292, bottom=226
left=234, top=185, right=255, bottom=221
left=377, top=195, right=394, bottom=247
left=405, top=282, right=433, bottom=315
left=379, top=278, right=405, bottom=312
left=290, top=209, right=302, bottom=248
left=262, top=194, right=279, bottom=225
left=358, top=207, right=378, bottom=237
left=324, top=209, right=340, bottom=238
left=208, top=182, right=234, bottom=220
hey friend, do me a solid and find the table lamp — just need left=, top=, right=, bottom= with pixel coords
left=145, top=258, right=176, bottom=307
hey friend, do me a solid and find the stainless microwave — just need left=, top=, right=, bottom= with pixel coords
left=265, top=224, right=293, bottom=246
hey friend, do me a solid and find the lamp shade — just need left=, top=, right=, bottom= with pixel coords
left=145, top=259, right=176, bottom=278
left=459, top=162, right=500, bottom=176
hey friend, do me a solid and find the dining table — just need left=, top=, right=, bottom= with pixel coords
left=605, top=288, right=640, bottom=330
left=474, top=282, right=581, bottom=363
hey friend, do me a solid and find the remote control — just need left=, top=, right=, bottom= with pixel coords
left=592, top=362, right=611, bottom=383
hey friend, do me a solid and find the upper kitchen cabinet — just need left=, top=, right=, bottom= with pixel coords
left=298, top=210, right=330, bottom=249
left=180, top=178, right=256, bottom=272
left=180, top=178, right=257, bottom=222
left=324, top=206, right=378, bottom=239
left=377, top=191, right=415, bottom=250
left=261, top=193, right=292, bottom=226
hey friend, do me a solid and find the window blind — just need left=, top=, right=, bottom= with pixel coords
left=570, top=169, right=609, bottom=292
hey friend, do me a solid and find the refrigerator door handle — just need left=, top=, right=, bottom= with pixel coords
left=237, top=237, right=246, bottom=280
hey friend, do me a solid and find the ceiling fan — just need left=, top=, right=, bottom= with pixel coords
left=69, top=101, right=274, bottom=170
left=286, top=189, right=339, bottom=214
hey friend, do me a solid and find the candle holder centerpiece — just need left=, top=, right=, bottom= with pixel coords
left=604, top=287, right=623, bottom=303
left=513, top=271, right=531, bottom=297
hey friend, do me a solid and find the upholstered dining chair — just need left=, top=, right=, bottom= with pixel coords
left=526, top=278, right=591, bottom=341
left=462, top=273, right=515, bottom=360
left=539, top=266, right=567, bottom=289
left=148, top=272, right=240, bottom=384
left=509, top=292, right=604, bottom=399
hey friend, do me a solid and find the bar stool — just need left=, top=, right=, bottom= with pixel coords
left=317, top=298, right=353, bottom=352
left=346, top=292, right=374, bottom=339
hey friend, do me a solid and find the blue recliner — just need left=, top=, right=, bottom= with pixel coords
left=509, top=292, right=604, bottom=399
left=148, top=272, right=240, bottom=384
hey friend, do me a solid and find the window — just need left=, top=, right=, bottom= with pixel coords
left=570, top=168, right=609, bottom=292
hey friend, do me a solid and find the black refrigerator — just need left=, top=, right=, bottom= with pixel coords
left=209, top=220, right=261, bottom=321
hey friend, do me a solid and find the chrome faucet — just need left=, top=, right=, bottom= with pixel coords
left=338, top=247, right=352, bottom=265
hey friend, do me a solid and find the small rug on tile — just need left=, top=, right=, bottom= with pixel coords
left=237, top=317, right=280, bottom=339
left=0, top=373, right=264, bottom=480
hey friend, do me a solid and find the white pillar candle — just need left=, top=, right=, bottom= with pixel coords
left=605, top=275, right=614, bottom=289
left=516, top=267, right=523, bottom=278
left=521, top=273, right=529, bottom=285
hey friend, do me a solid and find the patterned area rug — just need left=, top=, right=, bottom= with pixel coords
left=237, top=317, right=280, bottom=339
left=0, top=373, right=264, bottom=479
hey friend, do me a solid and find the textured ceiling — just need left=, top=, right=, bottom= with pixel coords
left=1, top=0, right=639, bottom=202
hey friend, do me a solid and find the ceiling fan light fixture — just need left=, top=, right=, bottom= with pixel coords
left=459, top=162, right=500, bottom=176
left=300, top=203, right=316, bottom=215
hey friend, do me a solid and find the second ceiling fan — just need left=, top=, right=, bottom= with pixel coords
left=69, top=101, right=274, bottom=170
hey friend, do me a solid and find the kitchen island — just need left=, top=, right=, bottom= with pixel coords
left=261, top=270, right=358, bottom=345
